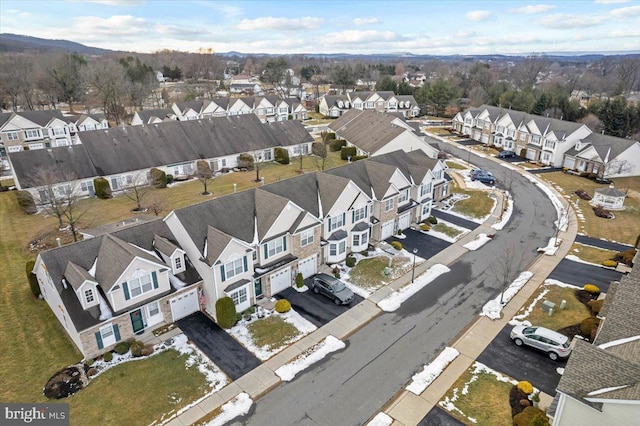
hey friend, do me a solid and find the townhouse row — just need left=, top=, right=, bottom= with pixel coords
left=452, top=105, right=640, bottom=178
left=34, top=149, right=448, bottom=359
left=319, top=91, right=421, bottom=118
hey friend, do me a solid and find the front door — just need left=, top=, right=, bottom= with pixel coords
left=130, top=309, right=144, bottom=333
left=254, top=278, right=263, bottom=299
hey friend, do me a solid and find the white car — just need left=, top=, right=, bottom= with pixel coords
left=510, top=325, right=572, bottom=360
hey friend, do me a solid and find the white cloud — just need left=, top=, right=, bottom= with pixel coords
left=466, top=10, right=491, bottom=22
left=236, top=16, right=324, bottom=31
left=155, top=23, right=201, bottom=37
left=353, top=17, right=380, bottom=26
left=508, top=4, right=556, bottom=14
left=610, top=5, right=640, bottom=16
left=70, top=15, right=150, bottom=39
left=85, top=0, right=145, bottom=5
left=595, top=0, right=629, bottom=3
left=537, top=13, right=605, bottom=29
left=322, top=30, right=399, bottom=44
left=5, top=9, right=30, bottom=18
left=610, top=28, right=640, bottom=37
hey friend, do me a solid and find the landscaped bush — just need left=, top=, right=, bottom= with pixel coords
left=351, top=155, right=368, bottom=161
left=275, top=299, right=291, bottom=313
left=602, top=259, right=618, bottom=268
left=588, top=299, right=603, bottom=315
left=25, top=260, right=40, bottom=298
left=420, top=224, right=430, bottom=231
left=580, top=317, right=600, bottom=337
left=517, top=381, right=534, bottom=395
left=614, top=249, right=637, bottom=267
left=390, top=241, right=403, bottom=250
left=150, top=168, right=167, bottom=188
left=141, top=345, right=154, bottom=356
left=103, top=352, right=113, bottom=362
left=345, top=255, right=356, bottom=268
left=324, top=132, right=336, bottom=140
left=574, top=189, right=592, bottom=201
left=340, top=146, right=357, bottom=160
left=274, top=147, right=290, bottom=164
left=166, top=174, right=174, bottom=185
left=519, top=148, right=527, bottom=158
left=93, top=177, right=112, bottom=199
left=216, top=297, right=237, bottom=329
left=329, top=139, right=347, bottom=152
left=513, top=406, right=549, bottom=426
left=237, top=153, right=255, bottom=170
left=593, top=205, right=613, bottom=219
left=311, top=142, right=327, bottom=157
left=587, top=173, right=597, bottom=180
left=583, top=284, right=600, bottom=294
left=509, top=384, right=530, bottom=417
left=295, top=272, right=304, bottom=288
left=113, top=341, right=130, bottom=355
left=16, top=191, right=37, bottom=214
left=130, top=339, right=145, bottom=357
left=428, top=216, right=438, bottom=225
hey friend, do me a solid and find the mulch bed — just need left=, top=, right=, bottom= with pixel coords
left=574, top=289, right=599, bottom=307
left=556, top=323, right=589, bottom=342
left=43, top=364, right=89, bottom=399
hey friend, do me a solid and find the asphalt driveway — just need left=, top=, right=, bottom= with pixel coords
left=548, top=258, right=623, bottom=292
left=431, top=209, right=480, bottom=230
left=275, top=286, right=364, bottom=328
left=176, top=311, right=261, bottom=381
left=476, top=325, right=567, bottom=395
left=388, top=228, right=452, bottom=260
left=575, top=235, right=634, bottom=252
left=420, top=407, right=466, bottom=426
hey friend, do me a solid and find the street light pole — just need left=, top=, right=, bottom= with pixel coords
left=411, top=248, right=418, bottom=283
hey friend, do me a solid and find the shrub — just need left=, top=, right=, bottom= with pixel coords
left=295, top=272, right=304, bottom=288
left=130, top=340, right=145, bottom=357
left=580, top=317, right=600, bottom=337
left=93, top=177, right=112, bottom=199
left=390, top=241, right=403, bottom=250
left=614, top=249, right=637, bottom=267
left=275, top=299, right=291, bottom=313
left=509, top=385, right=530, bottom=417
left=274, top=147, right=290, bottom=164
left=85, top=359, right=95, bottom=367
left=513, top=406, right=549, bottom=426
left=312, top=142, right=327, bottom=157
left=113, top=341, right=130, bottom=355
left=519, top=148, right=527, bottom=158
left=324, top=132, right=336, bottom=140
left=588, top=299, right=603, bottom=315
left=575, top=189, right=592, bottom=201
left=166, top=174, right=174, bottom=185
left=420, top=224, right=430, bottom=231
left=141, top=345, right=154, bottom=357
left=150, top=168, right=167, bottom=188
left=593, top=205, right=613, bottom=219
left=237, top=153, right=255, bottom=170
left=517, top=381, right=534, bottom=395
left=103, top=352, right=113, bottom=362
left=351, top=155, right=368, bottom=161
left=583, top=284, right=600, bottom=294
left=25, top=260, right=40, bottom=298
left=587, top=173, right=597, bottom=180
left=216, top=297, right=237, bottom=329
left=428, top=216, right=438, bottom=225
left=602, top=259, right=618, bottom=268
left=329, top=139, right=347, bottom=152
left=16, top=191, right=37, bottom=214
left=340, top=146, right=357, bottom=160
left=346, top=255, right=356, bottom=268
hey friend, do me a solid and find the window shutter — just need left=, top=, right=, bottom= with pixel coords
left=263, top=244, right=268, bottom=259
left=152, top=271, right=158, bottom=289
left=95, top=331, right=103, bottom=349
left=122, top=282, right=130, bottom=300
left=113, top=324, right=121, bottom=341
left=243, top=256, right=248, bottom=272
left=365, top=205, right=368, bottom=217
left=282, top=236, right=287, bottom=251
left=342, top=213, right=346, bottom=225
left=220, top=265, right=226, bottom=282
left=352, top=211, right=355, bottom=222
left=328, top=217, right=332, bottom=230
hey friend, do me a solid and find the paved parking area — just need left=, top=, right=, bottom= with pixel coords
left=431, top=209, right=480, bottom=230
left=420, top=407, right=466, bottom=426
left=388, top=228, right=452, bottom=260
left=575, top=235, right=634, bottom=252
left=548, top=258, right=623, bottom=292
left=275, top=286, right=364, bottom=328
left=476, top=325, right=567, bottom=395
left=176, top=311, right=261, bottom=380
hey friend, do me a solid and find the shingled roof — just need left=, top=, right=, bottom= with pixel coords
left=329, top=109, right=405, bottom=154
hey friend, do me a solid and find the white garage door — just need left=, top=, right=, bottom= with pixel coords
left=398, top=212, right=411, bottom=230
left=381, top=220, right=395, bottom=240
left=298, top=255, right=317, bottom=279
left=170, top=288, right=199, bottom=321
left=481, top=134, right=489, bottom=143
left=270, top=267, right=291, bottom=295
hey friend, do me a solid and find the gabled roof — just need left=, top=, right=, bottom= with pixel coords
left=329, top=109, right=406, bottom=154
left=368, top=150, right=435, bottom=184
left=153, top=234, right=180, bottom=257
left=64, top=261, right=96, bottom=291
left=0, top=112, right=12, bottom=128
left=260, top=172, right=322, bottom=217
left=175, top=100, right=204, bottom=115
left=15, top=110, right=65, bottom=127
left=317, top=173, right=352, bottom=216
left=206, top=226, right=235, bottom=265
left=255, top=189, right=291, bottom=240
left=578, top=133, right=638, bottom=162
left=133, top=109, right=172, bottom=124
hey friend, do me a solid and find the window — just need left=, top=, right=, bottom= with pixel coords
left=6, top=132, right=18, bottom=141
left=174, top=256, right=182, bottom=270
left=128, top=273, right=154, bottom=298
left=292, top=146, right=301, bottom=155
left=266, top=237, right=286, bottom=258
left=50, top=127, right=66, bottom=136
left=329, top=213, right=345, bottom=231
left=366, top=101, right=374, bottom=108
left=353, top=232, right=368, bottom=247
left=279, top=107, right=288, bottom=113
left=434, top=170, right=443, bottom=180
left=99, top=324, right=117, bottom=347
left=223, top=257, right=246, bottom=281
left=24, top=129, right=41, bottom=139
left=398, top=189, right=409, bottom=204
left=420, top=182, right=432, bottom=197
left=263, top=150, right=272, bottom=161
left=230, top=288, right=248, bottom=305
left=266, top=108, right=274, bottom=115
left=147, top=300, right=160, bottom=317
left=8, top=146, right=22, bottom=153
left=422, top=204, right=430, bottom=216
left=329, top=241, right=346, bottom=256
left=300, top=229, right=314, bottom=246
left=519, top=133, right=527, bottom=141
left=84, top=288, right=95, bottom=304
left=384, top=198, right=394, bottom=212
left=388, top=102, right=396, bottom=109
left=353, top=206, right=367, bottom=222
left=81, top=181, right=94, bottom=194
left=544, top=140, right=555, bottom=149
left=354, top=102, right=362, bottom=109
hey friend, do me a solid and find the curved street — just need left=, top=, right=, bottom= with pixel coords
left=230, top=144, right=560, bottom=425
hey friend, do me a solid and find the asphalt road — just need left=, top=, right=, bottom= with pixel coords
left=476, top=325, right=567, bottom=395
left=575, top=234, right=634, bottom=252
left=176, top=312, right=261, bottom=381
left=274, top=287, right=365, bottom=328
left=431, top=209, right=481, bottom=230
left=547, top=258, right=623, bottom=292
left=230, top=145, right=557, bottom=426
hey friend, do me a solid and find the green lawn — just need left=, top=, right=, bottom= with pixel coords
left=446, top=161, right=467, bottom=170
left=347, top=256, right=411, bottom=290
left=569, top=243, right=617, bottom=265
left=513, top=284, right=591, bottom=332
left=246, top=316, right=300, bottom=351
left=450, top=184, right=496, bottom=219
left=432, top=222, right=465, bottom=238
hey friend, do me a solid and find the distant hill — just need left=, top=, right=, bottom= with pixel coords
left=0, top=33, right=116, bottom=55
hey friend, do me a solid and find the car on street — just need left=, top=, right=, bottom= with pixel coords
left=510, top=325, right=572, bottom=360
left=470, top=169, right=496, bottom=185
left=311, top=273, right=355, bottom=305
left=497, top=150, right=517, bottom=158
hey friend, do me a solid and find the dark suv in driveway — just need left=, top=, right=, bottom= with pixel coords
left=311, top=273, right=354, bottom=305
left=470, top=169, right=496, bottom=185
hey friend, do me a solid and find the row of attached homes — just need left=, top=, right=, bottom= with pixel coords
left=131, top=95, right=308, bottom=126
left=33, top=148, right=448, bottom=358
left=452, top=105, right=640, bottom=178
left=319, top=91, right=421, bottom=118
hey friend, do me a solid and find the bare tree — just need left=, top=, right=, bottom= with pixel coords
left=85, top=60, right=129, bottom=124
left=147, top=192, right=166, bottom=216
left=122, top=172, right=151, bottom=211
left=196, top=160, right=213, bottom=195
left=59, top=183, right=90, bottom=242
left=311, top=140, right=328, bottom=171
left=513, top=53, right=548, bottom=91
left=489, top=242, right=527, bottom=306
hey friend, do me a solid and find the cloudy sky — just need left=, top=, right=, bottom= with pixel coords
left=1, top=0, right=639, bottom=55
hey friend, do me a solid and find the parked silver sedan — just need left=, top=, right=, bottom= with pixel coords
left=510, top=325, right=572, bottom=360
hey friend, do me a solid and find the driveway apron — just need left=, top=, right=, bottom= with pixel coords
left=431, top=210, right=481, bottom=230
left=275, top=286, right=364, bottom=328
left=574, top=235, right=634, bottom=252
left=548, top=258, right=623, bottom=292
left=387, top=228, right=452, bottom=260
left=176, top=311, right=261, bottom=381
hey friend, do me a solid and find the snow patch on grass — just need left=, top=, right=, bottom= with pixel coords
left=463, top=233, right=492, bottom=251
left=203, top=393, right=253, bottom=426
left=406, top=347, right=459, bottom=395
left=481, top=271, right=534, bottom=320
left=367, top=412, right=393, bottom=426
left=492, top=192, right=513, bottom=231
left=275, top=336, right=345, bottom=381
left=378, top=264, right=450, bottom=312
